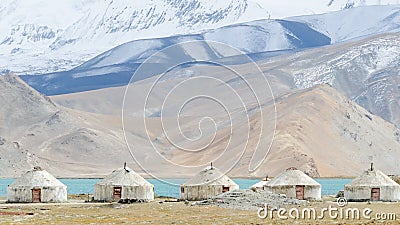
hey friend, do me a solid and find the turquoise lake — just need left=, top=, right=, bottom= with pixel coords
left=0, top=178, right=351, bottom=199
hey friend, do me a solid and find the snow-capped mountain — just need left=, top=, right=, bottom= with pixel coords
left=0, top=0, right=269, bottom=75
left=20, top=5, right=400, bottom=96
left=289, top=4, right=400, bottom=43
left=288, top=33, right=400, bottom=127
left=253, top=0, right=400, bottom=19
left=21, top=19, right=330, bottom=95
left=1, top=0, right=399, bottom=76
left=238, top=32, right=400, bottom=128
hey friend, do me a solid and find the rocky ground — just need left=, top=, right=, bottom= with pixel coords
left=192, top=189, right=305, bottom=211
left=1, top=195, right=400, bottom=224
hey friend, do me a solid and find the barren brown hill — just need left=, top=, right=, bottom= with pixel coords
left=50, top=71, right=400, bottom=177
left=0, top=74, right=137, bottom=177
left=3, top=64, right=400, bottom=178
left=244, top=84, right=400, bottom=177
left=160, top=84, right=400, bottom=178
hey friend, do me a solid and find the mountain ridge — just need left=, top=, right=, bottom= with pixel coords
left=49, top=32, right=400, bottom=130
left=0, top=0, right=267, bottom=75
left=2, top=1, right=400, bottom=75
left=20, top=19, right=330, bottom=95
left=18, top=5, right=400, bottom=96
left=3, top=72, right=400, bottom=177
left=0, top=74, right=136, bottom=177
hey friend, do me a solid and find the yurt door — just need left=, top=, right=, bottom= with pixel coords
left=222, top=186, right=230, bottom=193
left=371, top=188, right=380, bottom=201
left=113, top=187, right=122, bottom=201
left=295, top=185, right=305, bottom=200
left=32, top=188, right=41, bottom=203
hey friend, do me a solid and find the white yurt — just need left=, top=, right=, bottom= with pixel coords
left=250, top=176, right=271, bottom=191
left=7, top=167, right=67, bottom=203
left=345, top=164, right=400, bottom=202
left=94, top=164, right=154, bottom=202
left=264, top=168, right=321, bottom=200
left=180, top=165, right=239, bottom=201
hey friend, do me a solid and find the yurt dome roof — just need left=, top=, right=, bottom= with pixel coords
left=346, top=169, right=400, bottom=187
left=183, top=166, right=238, bottom=186
left=266, top=169, right=320, bottom=187
left=96, top=167, right=152, bottom=187
left=9, top=167, right=66, bottom=187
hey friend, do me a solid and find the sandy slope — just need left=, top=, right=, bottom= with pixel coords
left=161, top=84, right=400, bottom=178
left=250, top=85, right=400, bottom=177
left=0, top=74, right=141, bottom=177
left=51, top=74, right=400, bottom=177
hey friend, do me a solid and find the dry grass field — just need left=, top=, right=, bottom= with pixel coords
left=1, top=196, right=400, bottom=224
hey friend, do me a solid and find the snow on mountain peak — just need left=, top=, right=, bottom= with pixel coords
left=251, top=0, right=400, bottom=18
left=0, top=0, right=270, bottom=75
left=1, top=0, right=400, bottom=75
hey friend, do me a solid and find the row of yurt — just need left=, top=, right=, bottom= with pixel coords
left=6, top=164, right=238, bottom=203
left=250, top=164, right=400, bottom=202
left=8, top=164, right=400, bottom=203
left=6, top=164, right=155, bottom=203
left=6, top=165, right=320, bottom=203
